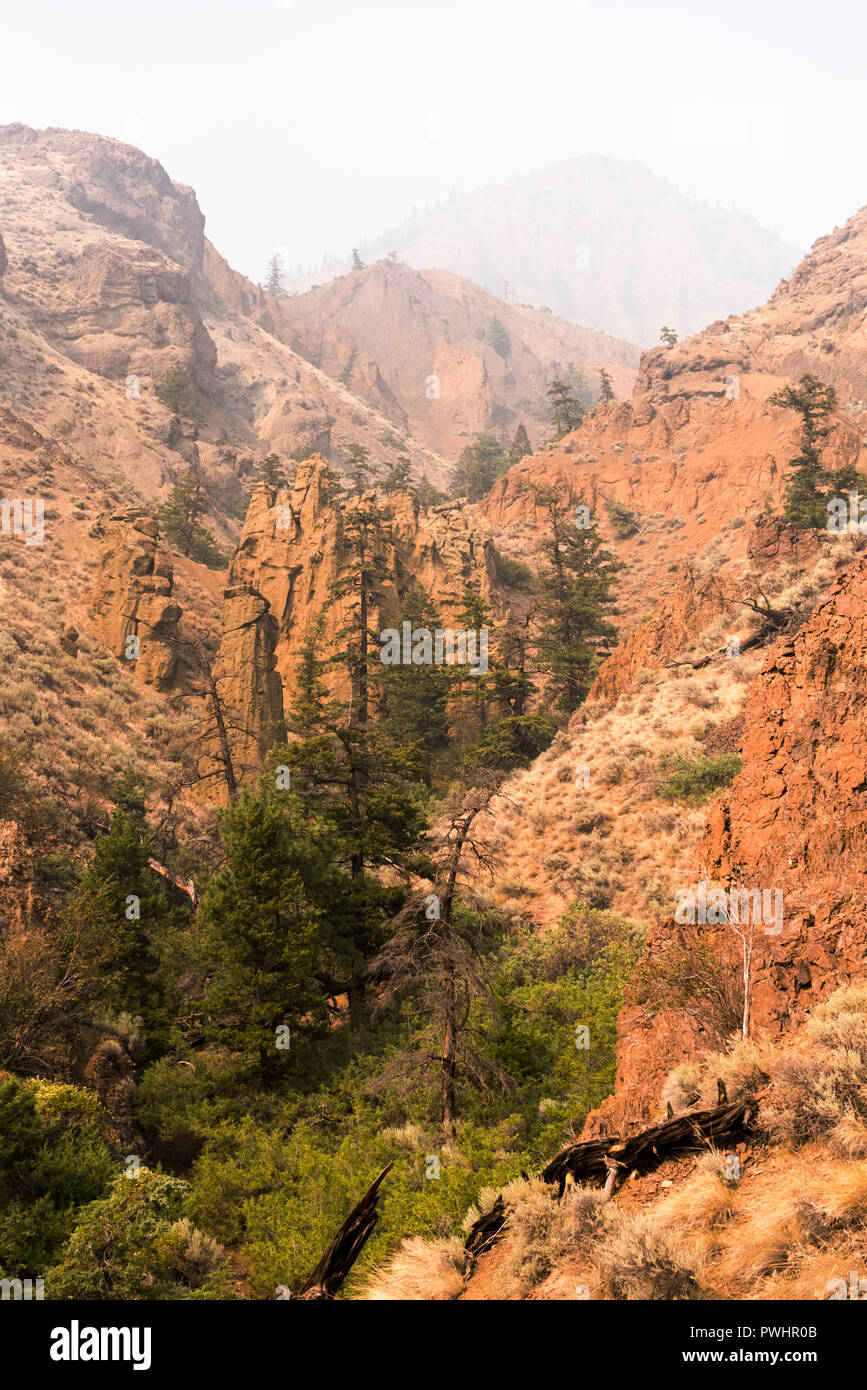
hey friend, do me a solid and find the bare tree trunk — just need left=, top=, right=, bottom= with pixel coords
left=436, top=805, right=480, bottom=1136
left=204, top=664, right=239, bottom=801
left=441, top=963, right=457, bottom=1139
left=741, top=924, right=754, bottom=1040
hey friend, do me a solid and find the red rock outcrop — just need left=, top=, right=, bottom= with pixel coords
left=703, top=551, right=867, bottom=1032
left=479, top=210, right=867, bottom=627
left=89, top=509, right=191, bottom=691
left=228, top=456, right=507, bottom=704
left=588, top=562, right=735, bottom=703
left=211, top=584, right=284, bottom=773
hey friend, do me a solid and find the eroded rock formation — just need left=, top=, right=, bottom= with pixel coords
left=704, top=551, right=867, bottom=1031
left=212, top=584, right=284, bottom=774
left=89, top=509, right=190, bottom=690
left=227, top=455, right=505, bottom=706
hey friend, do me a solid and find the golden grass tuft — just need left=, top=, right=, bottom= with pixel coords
left=361, top=1236, right=467, bottom=1301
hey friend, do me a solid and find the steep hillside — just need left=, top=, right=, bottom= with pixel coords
left=364, top=984, right=867, bottom=1301
left=320, top=156, right=802, bottom=345
left=274, top=259, right=639, bottom=458
left=446, top=207, right=867, bottom=1159
left=0, top=123, right=444, bottom=503
left=0, top=126, right=642, bottom=524
left=479, top=208, right=867, bottom=626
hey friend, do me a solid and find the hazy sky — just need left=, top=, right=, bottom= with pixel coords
left=2, top=0, right=864, bottom=283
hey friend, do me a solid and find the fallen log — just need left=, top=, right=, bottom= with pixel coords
left=542, top=1090, right=754, bottom=1195
left=147, top=857, right=199, bottom=910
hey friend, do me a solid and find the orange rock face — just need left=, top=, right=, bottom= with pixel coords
left=480, top=210, right=867, bottom=625
left=704, top=551, right=867, bottom=1032
left=89, top=510, right=191, bottom=691
left=228, top=456, right=511, bottom=704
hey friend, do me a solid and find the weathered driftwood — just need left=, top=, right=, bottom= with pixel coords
left=464, top=1194, right=507, bottom=1265
left=542, top=1089, right=754, bottom=1196
left=297, top=1162, right=393, bottom=1299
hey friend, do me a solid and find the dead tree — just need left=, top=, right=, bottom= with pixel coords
left=542, top=1089, right=754, bottom=1196
left=296, top=1163, right=393, bottom=1299
left=147, top=857, right=199, bottom=910
left=176, top=636, right=239, bottom=801
left=371, top=778, right=508, bottom=1138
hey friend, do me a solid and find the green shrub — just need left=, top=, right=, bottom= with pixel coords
left=604, top=498, right=639, bottom=538
left=657, top=754, right=742, bottom=806
left=0, top=1079, right=118, bottom=1278
left=47, top=1170, right=231, bottom=1300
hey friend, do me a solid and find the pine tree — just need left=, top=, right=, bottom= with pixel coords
left=530, top=484, right=622, bottom=712
left=768, top=374, right=849, bottom=529
left=509, top=423, right=532, bottom=465
left=156, top=472, right=227, bottom=568
left=546, top=379, right=584, bottom=438
left=378, top=582, right=451, bottom=785
left=282, top=497, right=428, bottom=1021
left=265, top=254, right=285, bottom=295
left=345, top=441, right=373, bottom=495
left=598, top=368, right=615, bottom=403
left=452, top=590, right=554, bottom=772
left=257, top=453, right=288, bottom=494
left=73, top=812, right=165, bottom=1030
left=381, top=456, right=413, bottom=494
left=154, top=364, right=194, bottom=417
left=413, top=476, right=446, bottom=509
left=351, top=248, right=365, bottom=271
left=486, top=315, right=511, bottom=359
left=660, top=326, right=678, bottom=347
left=371, top=787, right=503, bottom=1136
left=451, top=433, right=509, bottom=502
left=200, top=795, right=323, bottom=1078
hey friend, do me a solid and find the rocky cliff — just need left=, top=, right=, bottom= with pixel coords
left=211, top=583, right=284, bottom=776
left=704, top=550, right=867, bottom=1032
left=89, top=509, right=191, bottom=691
left=479, top=209, right=867, bottom=629
left=225, top=455, right=506, bottom=707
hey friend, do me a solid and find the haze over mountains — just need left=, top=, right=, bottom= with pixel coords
left=0, top=124, right=641, bottom=500
left=295, top=156, right=803, bottom=346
